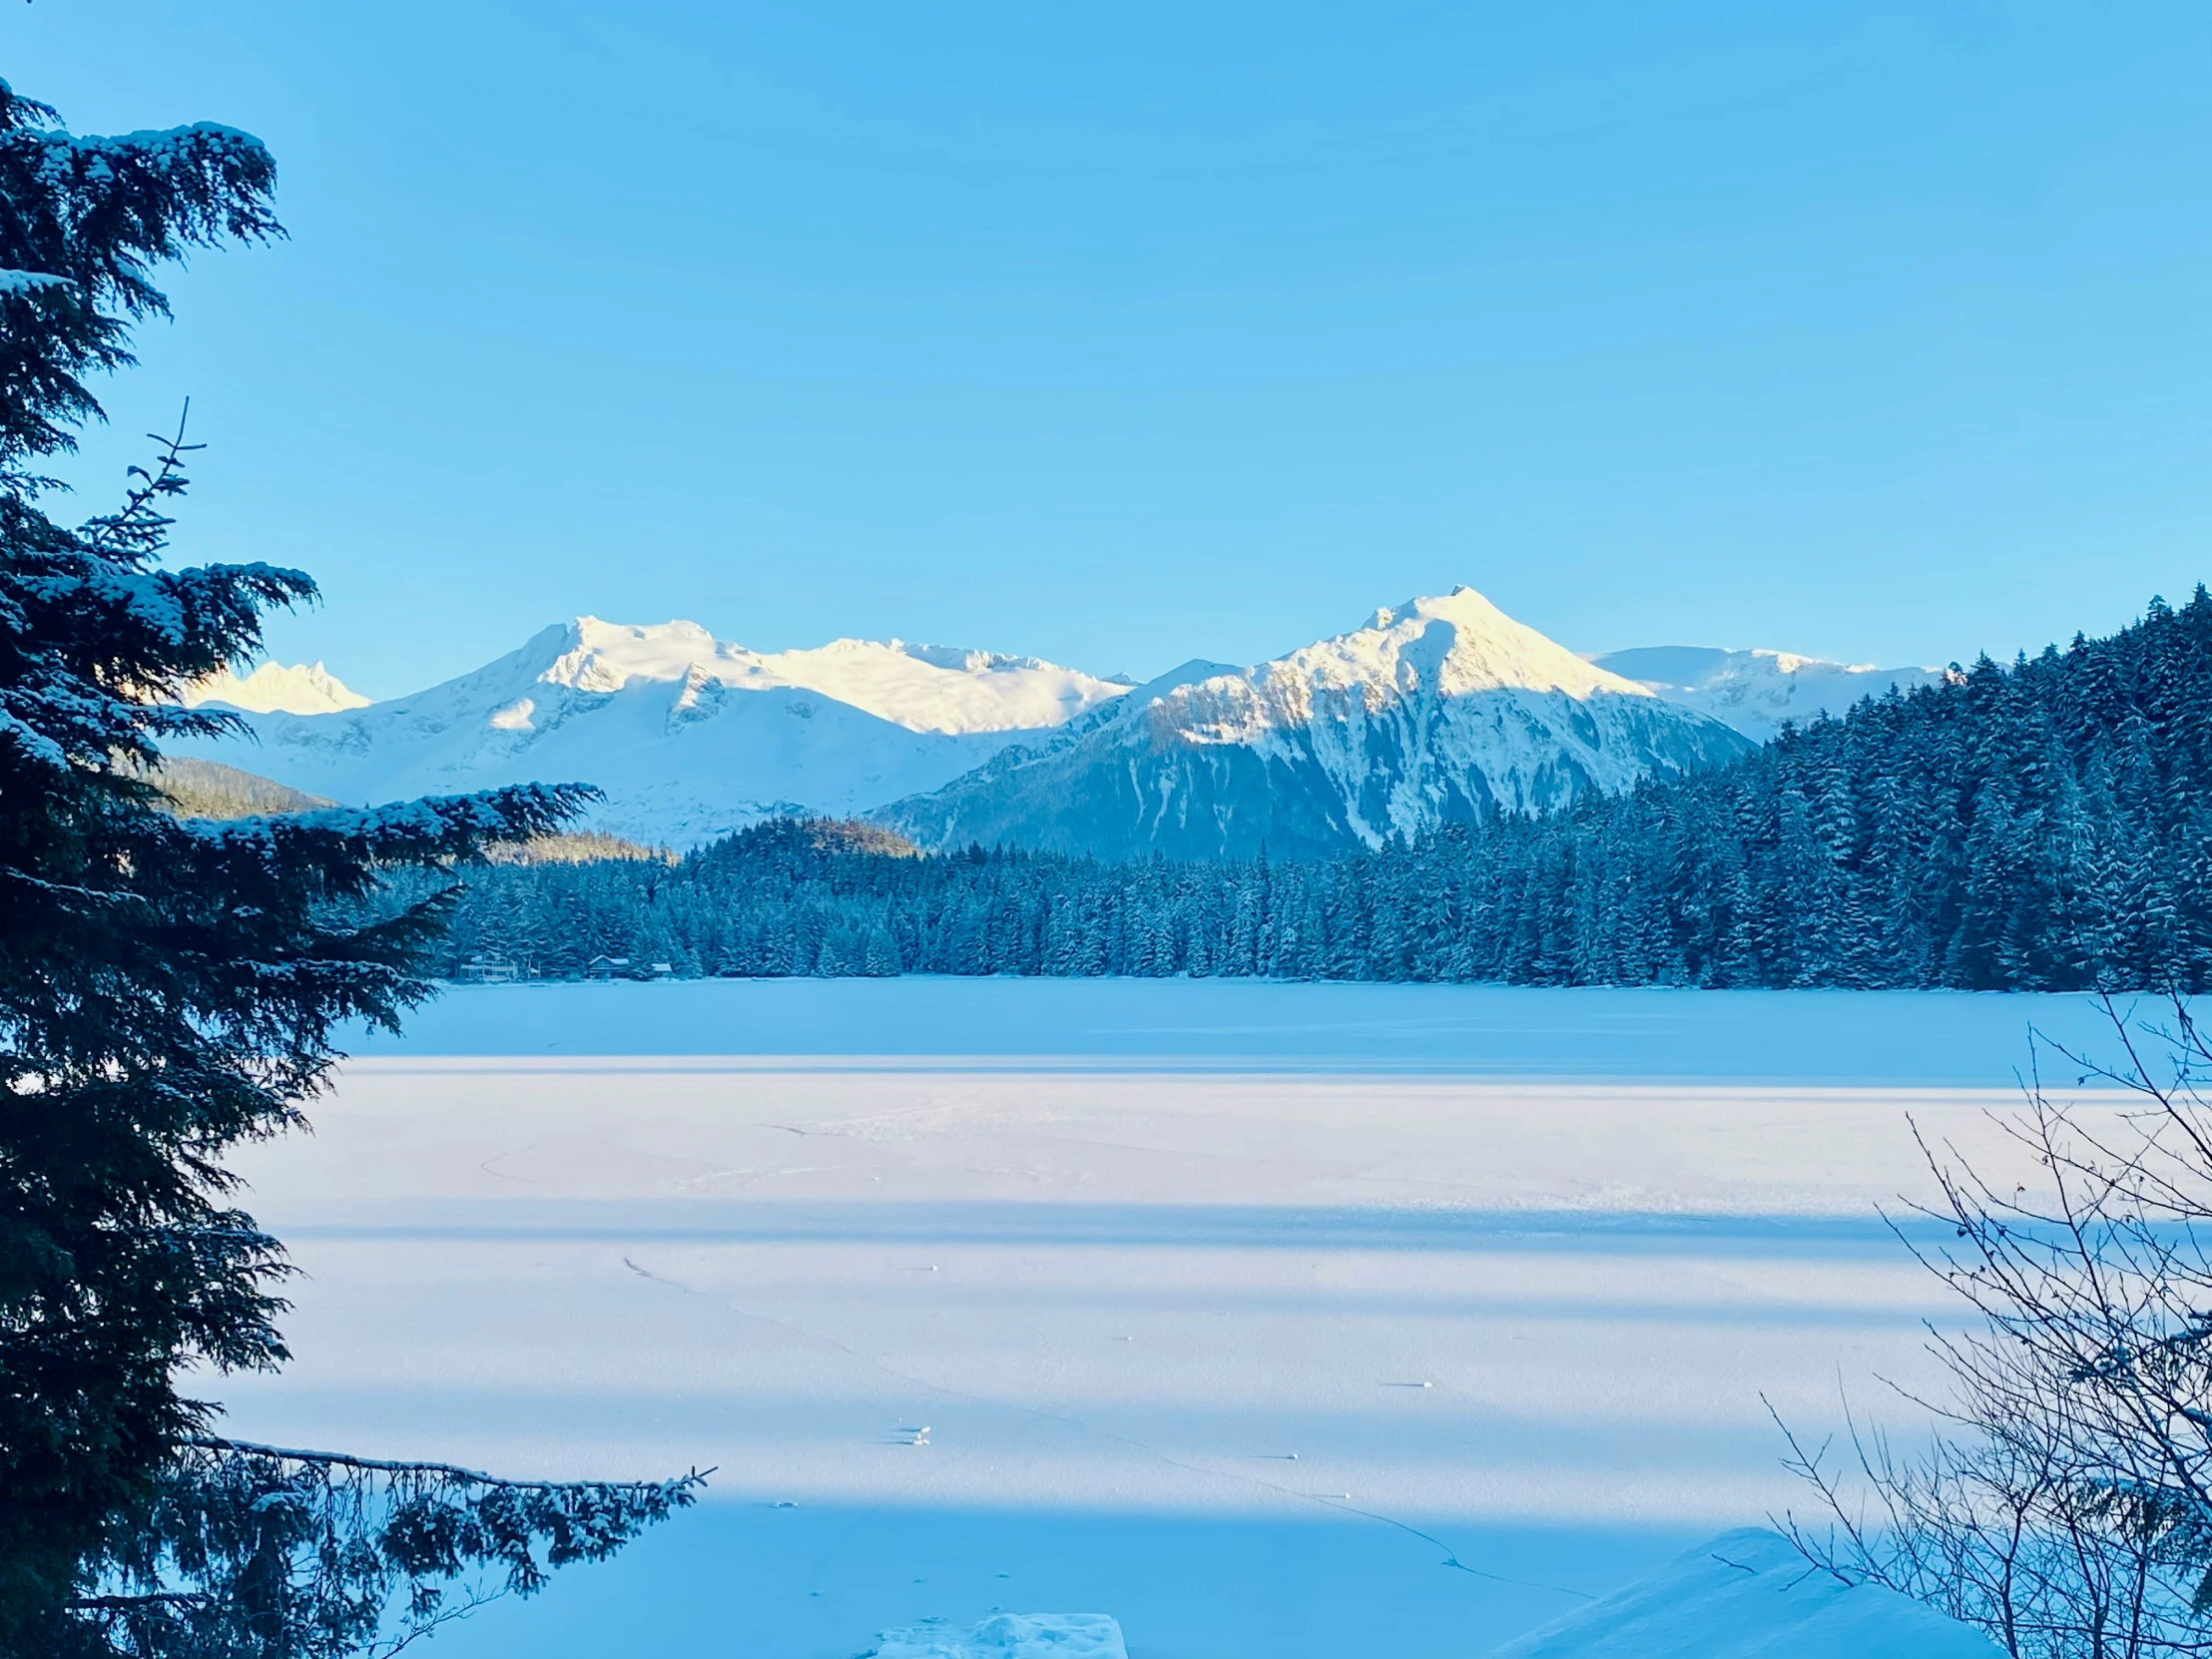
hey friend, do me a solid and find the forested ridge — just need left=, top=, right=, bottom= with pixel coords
left=427, top=589, right=2212, bottom=992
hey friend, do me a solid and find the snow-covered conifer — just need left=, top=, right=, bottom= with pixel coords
left=0, top=78, right=677, bottom=1659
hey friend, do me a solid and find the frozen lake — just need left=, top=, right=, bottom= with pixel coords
left=221, top=981, right=2144, bottom=1657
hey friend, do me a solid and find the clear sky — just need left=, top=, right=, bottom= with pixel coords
left=11, top=3, right=2211, bottom=697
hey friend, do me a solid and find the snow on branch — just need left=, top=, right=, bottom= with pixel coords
left=0, top=269, right=74, bottom=294
left=178, top=784, right=603, bottom=859
left=187, top=1435, right=713, bottom=1496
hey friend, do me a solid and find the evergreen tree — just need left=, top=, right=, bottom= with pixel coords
left=0, top=80, right=688, bottom=1657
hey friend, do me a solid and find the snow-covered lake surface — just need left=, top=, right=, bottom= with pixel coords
left=221, top=981, right=2144, bottom=1657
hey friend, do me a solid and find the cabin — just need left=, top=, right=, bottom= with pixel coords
left=453, top=954, right=521, bottom=984
left=585, top=954, right=631, bottom=981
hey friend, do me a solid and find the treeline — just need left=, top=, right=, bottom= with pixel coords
left=427, top=591, right=2212, bottom=991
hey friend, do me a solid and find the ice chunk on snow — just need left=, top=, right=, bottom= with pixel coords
left=870, top=1612, right=1127, bottom=1659
left=1489, top=1528, right=2001, bottom=1659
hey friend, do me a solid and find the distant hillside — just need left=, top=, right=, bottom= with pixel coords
left=138, top=758, right=334, bottom=819
left=139, top=759, right=672, bottom=872
left=483, top=831, right=672, bottom=866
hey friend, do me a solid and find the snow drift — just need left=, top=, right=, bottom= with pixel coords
left=1488, top=1528, right=2001, bottom=1659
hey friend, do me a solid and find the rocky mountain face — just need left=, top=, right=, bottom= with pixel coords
left=877, top=589, right=1755, bottom=859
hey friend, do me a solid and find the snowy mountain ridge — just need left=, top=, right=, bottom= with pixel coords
left=878, top=587, right=1754, bottom=859
left=163, top=617, right=1129, bottom=848
left=169, top=596, right=1944, bottom=853
left=533, top=616, right=1130, bottom=735
left=181, top=660, right=368, bottom=716
left=1592, top=644, right=1948, bottom=743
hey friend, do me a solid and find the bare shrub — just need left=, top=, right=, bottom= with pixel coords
left=1781, top=994, right=2212, bottom=1658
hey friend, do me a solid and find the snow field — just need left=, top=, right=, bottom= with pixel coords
left=1494, top=1527, right=2004, bottom=1657
left=215, top=982, right=2132, bottom=1656
left=339, top=976, right=2142, bottom=1083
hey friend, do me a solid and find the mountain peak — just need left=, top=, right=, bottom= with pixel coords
left=1285, top=587, right=1653, bottom=703
left=541, top=618, right=729, bottom=693
left=879, top=589, right=1751, bottom=859
left=181, top=660, right=369, bottom=716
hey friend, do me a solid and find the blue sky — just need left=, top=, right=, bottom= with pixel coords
left=12, top=2, right=2211, bottom=696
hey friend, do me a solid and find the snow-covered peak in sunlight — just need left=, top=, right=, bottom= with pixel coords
left=162, top=616, right=1134, bottom=846
left=535, top=617, right=1128, bottom=736
left=181, top=661, right=369, bottom=716
left=1154, top=582, right=1695, bottom=756
left=161, top=597, right=1947, bottom=855
left=1284, top=586, right=1656, bottom=703
left=538, top=618, right=728, bottom=694
left=880, top=585, right=1753, bottom=858
left=1592, top=645, right=1947, bottom=743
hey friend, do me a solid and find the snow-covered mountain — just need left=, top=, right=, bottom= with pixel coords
left=168, top=618, right=1131, bottom=847
left=527, top=620, right=1127, bottom=735
left=877, top=588, right=1756, bottom=859
left=182, top=660, right=369, bottom=715
left=171, top=605, right=1940, bottom=857
left=1590, top=646, right=1948, bottom=743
